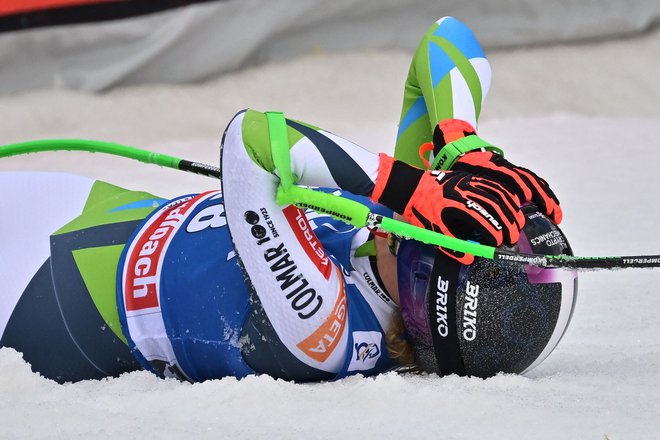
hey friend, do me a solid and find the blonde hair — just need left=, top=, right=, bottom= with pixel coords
left=385, top=311, right=416, bottom=366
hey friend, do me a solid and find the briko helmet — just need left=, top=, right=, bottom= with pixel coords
left=396, top=205, right=578, bottom=377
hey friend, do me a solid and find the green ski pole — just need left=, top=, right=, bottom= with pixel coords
left=3, top=138, right=660, bottom=270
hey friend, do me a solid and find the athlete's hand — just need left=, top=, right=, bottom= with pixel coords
left=452, top=151, right=562, bottom=224
left=401, top=168, right=524, bottom=247
left=431, top=118, right=563, bottom=225
left=371, top=154, right=525, bottom=261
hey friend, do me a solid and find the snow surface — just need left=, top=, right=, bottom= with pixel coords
left=1, top=32, right=660, bottom=439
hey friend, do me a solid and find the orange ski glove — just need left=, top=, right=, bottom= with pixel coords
left=371, top=154, right=525, bottom=253
left=453, top=151, right=563, bottom=224
left=430, top=118, right=563, bottom=224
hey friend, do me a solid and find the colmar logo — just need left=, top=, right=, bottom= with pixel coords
left=362, top=272, right=392, bottom=304
left=264, top=242, right=323, bottom=320
left=243, top=208, right=347, bottom=364
left=245, top=208, right=325, bottom=321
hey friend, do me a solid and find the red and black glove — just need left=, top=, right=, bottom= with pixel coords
left=433, top=119, right=563, bottom=224
left=371, top=154, right=525, bottom=262
left=453, top=151, right=562, bottom=224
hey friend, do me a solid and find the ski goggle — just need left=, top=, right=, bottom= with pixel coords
left=396, top=239, right=437, bottom=347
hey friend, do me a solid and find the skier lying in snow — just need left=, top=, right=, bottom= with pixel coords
left=0, top=17, right=577, bottom=383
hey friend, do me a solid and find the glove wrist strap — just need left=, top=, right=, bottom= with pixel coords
left=430, top=135, right=504, bottom=170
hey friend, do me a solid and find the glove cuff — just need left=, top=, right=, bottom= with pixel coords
left=431, top=134, right=504, bottom=170
left=371, top=153, right=424, bottom=214
left=430, top=119, right=504, bottom=171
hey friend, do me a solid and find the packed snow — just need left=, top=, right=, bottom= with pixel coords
left=1, top=31, right=659, bottom=439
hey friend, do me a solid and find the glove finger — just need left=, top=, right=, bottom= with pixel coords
left=456, top=178, right=522, bottom=245
left=549, top=203, right=563, bottom=225
left=472, top=177, right=525, bottom=229
left=407, top=202, right=499, bottom=246
left=405, top=173, right=502, bottom=246
left=514, top=166, right=562, bottom=223
left=534, top=175, right=563, bottom=224
left=471, top=181, right=524, bottom=245
left=453, top=152, right=532, bottom=203
left=464, top=189, right=519, bottom=246
left=438, top=205, right=503, bottom=247
left=535, top=173, right=560, bottom=204
left=418, top=207, right=476, bottom=265
left=519, top=166, right=560, bottom=205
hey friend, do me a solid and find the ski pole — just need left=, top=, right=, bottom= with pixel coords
left=0, top=138, right=221, bottom=178
left=275, top=183, right=660, bottom=270
left=3, top=138, right=660, bottom=270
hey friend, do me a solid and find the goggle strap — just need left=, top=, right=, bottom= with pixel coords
left=427, top=253, right=467, bottom=375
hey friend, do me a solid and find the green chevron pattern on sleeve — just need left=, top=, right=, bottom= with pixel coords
left=73, top=245, right=128, bottom=344
left=428, top=35, right=483, bottom=121
left=394, top=21, right=442, bottom=167
left=54, top=180, right=162, bottom=235
left=51, top=180, right=165, bottom=345
left=394, top=72, right=454, bottom=168
left=393, top=18, right=488, bottom=168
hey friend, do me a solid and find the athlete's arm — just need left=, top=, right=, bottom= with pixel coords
left=391, top=17, right=562, bottom=224
left=233, top=109, right=524, bottom=253
left=394, top=17, right=491, bottom=167
left=239, top=109, right=379, bottom=197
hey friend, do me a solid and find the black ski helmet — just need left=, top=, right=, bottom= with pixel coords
left=396, top=205, right=578, bottom=377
